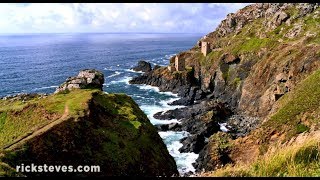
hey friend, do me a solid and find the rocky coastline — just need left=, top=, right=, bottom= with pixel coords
left=129, top=3, right=320, bottom=175
left=130, top=63, right=256, bottom=174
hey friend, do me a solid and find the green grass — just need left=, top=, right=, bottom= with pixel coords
left=185, top=66, right=193, bottom=71
left=0, top=112, right=7, bottom=132
left=251, top=140, right=320, bottom=176
left=263, top=69, right=320, bottom=140
left=0, top=90, right=177, bottom=176
left=41, top=89, right=97, bottom=116
left=229, top=37, right=275, bottom=55
left=0, top=162, right=23, bottom=177
left=201, top=51, right=223, bottom=68
left=210, top=137, right=320, bottom=177
left=209, top=132, right=233, bottom=154
left=0, top=89, right=97, bottom=148
left=0, top=100, right=29, bottom=112
left=232, top=77, right=242, bottom=87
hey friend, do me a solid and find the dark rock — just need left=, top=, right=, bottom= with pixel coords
left=153, top=110, right=178, bottom=120
left=155, top=123, right=182, bottom=131
left=153, top=65, right=161, bottom=70
left=193, top=132, right=233, bottom=173
left=194, top=89, right=207, bottom=101
left=129, top=66, right=199, bottom=100
left=132, top=60, right=152, bottom=72
left=155, top=124, right=169, bottom=131
left=226, top=114, right=260, bottom=138
left=168, top=123, right=182, bottom=130
left=179, top=134, right=206, bottom=154
left=168, top=97, right=194, bottom=106
left=222, top=53, right=241, bottom=64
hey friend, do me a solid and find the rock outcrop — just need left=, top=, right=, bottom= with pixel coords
left=131, top=60, right=152, bottom=72
left=55, top=69, right=104, bottom=94
left=130, top=65, right=206, bottom=106
left=0, top=70, right=178, bottom=177
left=129, top=3, right=320, bottom=176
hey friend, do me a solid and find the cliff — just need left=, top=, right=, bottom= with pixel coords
left=130, top=3, right=320, bottom=176
left=0, top=70, right=178, bottom=177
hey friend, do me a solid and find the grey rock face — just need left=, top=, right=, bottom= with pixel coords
left=55, top=69, right=104, bottom=93
left=215, top=3, right=318, bottom=37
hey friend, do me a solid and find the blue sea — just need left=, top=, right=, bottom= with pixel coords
left=0, top=33, right=203, bottom=175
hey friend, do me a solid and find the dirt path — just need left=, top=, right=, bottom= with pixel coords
left=4, top=105, right=70, bottom=151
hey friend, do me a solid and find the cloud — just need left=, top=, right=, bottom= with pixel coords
left=0, top=3, right=252, bottom=34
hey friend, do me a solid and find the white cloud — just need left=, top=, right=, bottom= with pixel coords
left=0, top=3, right=252, bottom=34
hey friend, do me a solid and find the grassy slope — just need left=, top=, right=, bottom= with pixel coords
left=200, top=6, right=320, bottom=67
left=206, top=69, right=320, bottom=177
left=196, top=6, right=320, bottom=177
left=0, top=89, right=177, bottom=176
left=0, top=89, right=97, bottom=148
left=207, top=133, right=320, bottom=177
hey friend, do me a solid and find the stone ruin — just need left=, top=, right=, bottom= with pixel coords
left=175, top=55, right=185, bottom=71
left=168, top=55, right=185, bottom=72
left=201, top=41, right=211, bottom=57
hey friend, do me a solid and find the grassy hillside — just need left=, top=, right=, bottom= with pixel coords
left=0, top=89, right=97, bottom=148
left=203, top=69, right=320, bottom=177
left=0, top=89, right=178, bottom=176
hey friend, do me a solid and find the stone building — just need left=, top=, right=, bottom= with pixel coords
left=201, top=41, right=211, bottom=56
left=175, top=55, right=185, bottom=71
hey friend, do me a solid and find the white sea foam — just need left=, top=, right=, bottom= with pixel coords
left=109, top=76, right=132, bottom=85
left=140, top=97, right=185, bottom=125
left=106, top=71, right=121, bottom=78
left=140, top=103, right=181, bottom=125
left=159, top=131, right=199, bottom=174
left=109, top=71, right=198, bottom=176
left=140, top=92, right=196, bottom=176
left=125, top=69, right=144, bottom=74
left=33, top=85, right=58, bottom=91
left=165, top=53, right=176, bottom=59
left=219, top=122, right=229, bottom=132
left=137, top=84, right=179, bottom=97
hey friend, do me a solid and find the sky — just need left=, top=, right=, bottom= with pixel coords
left=0, top=3, right=252, bottom=34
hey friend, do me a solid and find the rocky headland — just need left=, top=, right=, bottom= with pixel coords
left=0, top=69, right=178, bottom=177
left=130, top=3, right=320, bottom=176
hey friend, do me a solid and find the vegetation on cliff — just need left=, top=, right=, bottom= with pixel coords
left=193, top=4, right=320, bottom=176
left=129, top=3, right=320, bottom=176
left=203, top=69, right=320, bottom=177
left=0, top=70, right=178, bottom=177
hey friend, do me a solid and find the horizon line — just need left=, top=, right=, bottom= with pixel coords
left=0, top=32, right=207, bottom=35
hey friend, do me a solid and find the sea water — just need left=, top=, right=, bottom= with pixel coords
left=0, top=33, right=203, bottom=175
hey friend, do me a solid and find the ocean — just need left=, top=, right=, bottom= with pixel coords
left=0, top=33, right=203, bottom=175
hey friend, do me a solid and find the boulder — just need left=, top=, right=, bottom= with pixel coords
left=155, top=123, right=182, bottom=131
left=179, top=134, right=206, bottom=154
left=132, top=60, right=152, bottom=72
left=55, top=69, right=104, bottom=93
left=267, top=11, right=290, bottom=30
left=193, top=132, right=233, bottom=173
